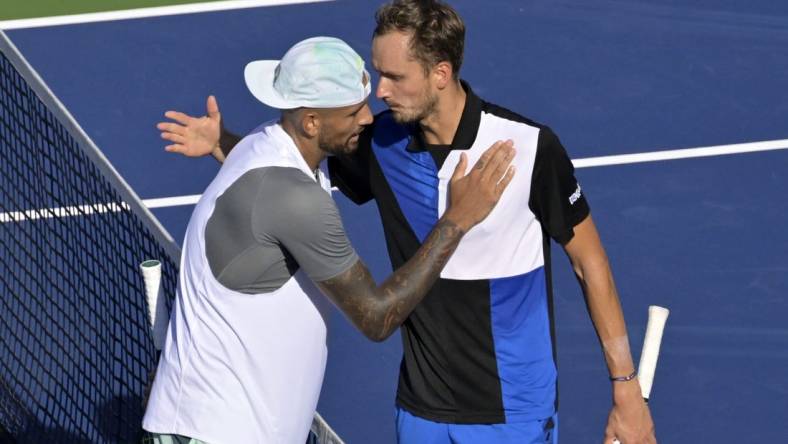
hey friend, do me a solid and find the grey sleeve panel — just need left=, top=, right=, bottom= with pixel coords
left=205, top=168, right=295, bottom=294
left=205, top=167, right=358, bottom=294
left=251, top=168, right=359, bottom=282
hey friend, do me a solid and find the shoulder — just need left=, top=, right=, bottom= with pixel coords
left=252, top=167, right=342, bottom=246
left=235, top=119, right=280, bottom=149
left=480, top=101, right=564, bottom=153
left=221, top=167, right=328, bottom=214
left=256, top=167, right=332, bottom=211
left=248, top=167, right=338, bottom=237
left=481, top=101, right=549, bottom=132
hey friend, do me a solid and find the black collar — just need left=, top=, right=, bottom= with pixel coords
left=405, top=80, right=482, bottom=153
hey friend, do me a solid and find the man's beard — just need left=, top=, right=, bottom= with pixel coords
left=391, top=92, right=438, bottom=125
left=319, top=133, right=357, bottom=156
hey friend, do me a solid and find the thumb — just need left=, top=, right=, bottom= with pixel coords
left=451, top=153, right=468, bottom=183
left=206, top=95, right=221, bottom=120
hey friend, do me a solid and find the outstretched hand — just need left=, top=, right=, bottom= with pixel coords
left=158, top=95, right=222, bottom=158
left=443, top=140, right=516, bottom=232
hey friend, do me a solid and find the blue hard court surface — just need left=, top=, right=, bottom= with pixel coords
left=7, top=1, right=788, bottom=442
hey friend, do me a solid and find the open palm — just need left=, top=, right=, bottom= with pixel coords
left=158, top=95, right=222, bottom=157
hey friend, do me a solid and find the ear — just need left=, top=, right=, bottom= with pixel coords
left=301, top=110, right=321, bottom=138
left=433, top=61, right=454, bottom=90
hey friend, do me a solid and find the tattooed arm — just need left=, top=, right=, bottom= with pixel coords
left=318, top=219, right=461, bottom=341
left=317, top=141, right=516, bottom=341
left=157, top=97, right=518, bottom=339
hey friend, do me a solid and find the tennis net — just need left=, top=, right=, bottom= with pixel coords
left=0, top=30, right=342, bottom=443
left=0, top=29, right=180, bottom=443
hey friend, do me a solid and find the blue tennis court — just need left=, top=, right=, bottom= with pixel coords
left=4, top=0, right=788, bottom=442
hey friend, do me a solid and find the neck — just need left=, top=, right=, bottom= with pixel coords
left=419, top=80, right=466, bottom=146
left=280, top=119, right=325, bottom=171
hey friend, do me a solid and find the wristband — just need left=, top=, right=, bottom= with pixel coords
left=609, top=370, right=637, bottom=382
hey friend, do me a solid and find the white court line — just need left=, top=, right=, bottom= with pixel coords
left=573, top=138, right=788, bottom=168
left=0, top=0, right=334, bottom=30
left=0, top=202, right=130, bottom=223
left=0, top=196, right=200, bottom=222
left=2, top=138, right=787, bottom=221
left=143, top=194, right=202, bottom=208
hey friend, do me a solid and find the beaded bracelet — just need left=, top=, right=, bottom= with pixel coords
left=609, top=370, right=637, bottom=382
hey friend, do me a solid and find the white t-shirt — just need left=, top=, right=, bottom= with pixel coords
left=143, top=122, right=355, bottom=443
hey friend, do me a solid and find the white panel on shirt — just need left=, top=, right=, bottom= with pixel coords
left=437, top=113, right=545, bottom=280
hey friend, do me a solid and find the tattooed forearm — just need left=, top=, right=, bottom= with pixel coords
left=317, top=218, right=465, bottom=341
left=315, top=140, right=516, bottom=339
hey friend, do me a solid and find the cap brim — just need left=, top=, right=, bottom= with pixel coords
left=244, top=60, right=300, bottom=109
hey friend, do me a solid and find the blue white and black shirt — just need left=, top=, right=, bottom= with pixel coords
left=329, top=82, right=590, bottom=424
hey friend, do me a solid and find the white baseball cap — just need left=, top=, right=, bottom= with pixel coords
left=245, top=36, right=371, bottom=109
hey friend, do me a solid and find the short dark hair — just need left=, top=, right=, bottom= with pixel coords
left=374, top=0, right=466, bottom=79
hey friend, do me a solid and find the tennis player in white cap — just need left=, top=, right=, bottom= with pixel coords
left=142, top=36, right=516, bottom=444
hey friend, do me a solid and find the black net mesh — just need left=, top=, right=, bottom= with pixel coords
left=0, top=48, right=178, bottom=443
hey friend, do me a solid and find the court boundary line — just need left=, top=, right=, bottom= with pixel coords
left=143, top=138, right=788, bottom=208
left=573, top=138, right=788, bottom=168
left=1, top=138, right=786, bottom=220
left=0, top=0, right=334, bottom=30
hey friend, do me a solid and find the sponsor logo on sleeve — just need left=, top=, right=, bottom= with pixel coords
left=568, top=184, right=582, bottom=205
